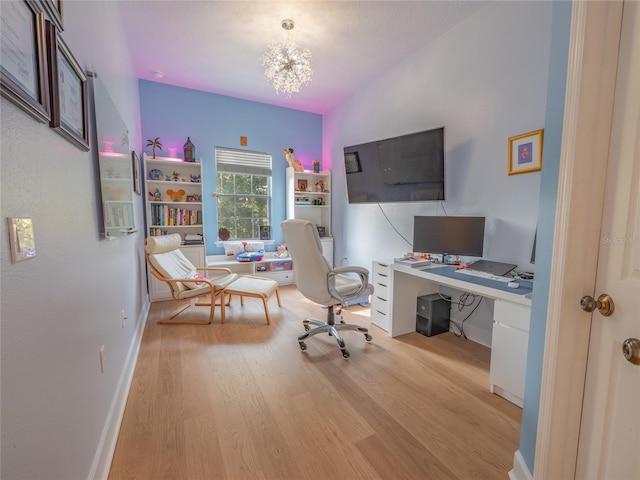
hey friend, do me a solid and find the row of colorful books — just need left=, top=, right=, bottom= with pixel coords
left=149, top=204, right=202, bottom=226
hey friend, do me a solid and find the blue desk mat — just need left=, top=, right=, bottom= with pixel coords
left=422, top=266, right=533, bottom=295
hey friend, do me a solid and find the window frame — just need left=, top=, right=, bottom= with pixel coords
left=215, top=147, right=272, bottom=241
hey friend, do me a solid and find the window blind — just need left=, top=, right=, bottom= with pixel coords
left=215, top=147, right=272, bottom=176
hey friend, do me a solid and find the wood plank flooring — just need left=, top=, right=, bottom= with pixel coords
left=109, top=285, right=521, bottom=479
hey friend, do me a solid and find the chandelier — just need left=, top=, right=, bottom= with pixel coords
left=261, top=19, right=313, bottom=96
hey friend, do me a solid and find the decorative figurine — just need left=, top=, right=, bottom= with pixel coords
left=166, top=189, right=185, bottom=202
left=172, top=170, right=180, bottom=181
left=312, top=159, right=321, bottom=173
left=284, top=148, right=304, bottom=171
left=149, top=189, right=162, bottom=201
left=146, top=137, right=162, bottom=158
left=190, top=174, right=201, bottom=183
left=184, top=137, right=195, bottom=162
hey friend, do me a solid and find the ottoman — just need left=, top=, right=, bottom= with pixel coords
left=223, top=275, right=281, bottom=325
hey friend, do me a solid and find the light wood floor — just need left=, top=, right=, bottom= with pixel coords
left=109, top=285, right=521, bottom=479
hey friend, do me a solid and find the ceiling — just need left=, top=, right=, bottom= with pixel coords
left=119, top=1, right=490, bottom=114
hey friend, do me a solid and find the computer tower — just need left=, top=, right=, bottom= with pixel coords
left=416, top=293, right=451, bottom=337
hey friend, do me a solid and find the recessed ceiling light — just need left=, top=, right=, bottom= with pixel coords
left=152, top=71, right=164, bottom=79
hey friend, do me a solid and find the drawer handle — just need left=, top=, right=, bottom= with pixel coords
left=377, top=282, right=388, bottom=288
left=375, top=310, right=387, bottom=316
left=375, top=296, right=387, bottom=302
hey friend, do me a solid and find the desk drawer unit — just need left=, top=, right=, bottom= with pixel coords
left=490, top=300, right=531, bottom=407
left=370, top=260, right=392, bottom=331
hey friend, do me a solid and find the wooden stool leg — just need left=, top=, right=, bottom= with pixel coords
left=261, top=296, right=270, bottom=325
left=274, top=288, right=281, bottom=307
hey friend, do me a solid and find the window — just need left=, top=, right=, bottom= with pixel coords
left=215, top=147, right=272, bottom=240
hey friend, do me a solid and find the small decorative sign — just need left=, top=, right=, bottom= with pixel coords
left=7, top=217, right=36, bottom=263
left=259, top=225, right=271, bottom=240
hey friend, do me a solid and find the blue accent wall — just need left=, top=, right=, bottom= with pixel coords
left=139, top=80, right=322, bottom=254
left=519, top=0, right=572, bottom=473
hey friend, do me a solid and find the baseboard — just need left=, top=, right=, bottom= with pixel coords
left=87, top=300, right=150, bottom=480
left=509, top=450, right=533, bottom=480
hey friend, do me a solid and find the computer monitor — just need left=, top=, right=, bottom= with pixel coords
left=412, top=216, right=485, bottom=257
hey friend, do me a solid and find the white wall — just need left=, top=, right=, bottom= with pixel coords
left=0, top=2, right=145, bottom=479
left=324, top=1, right=552, bottom=344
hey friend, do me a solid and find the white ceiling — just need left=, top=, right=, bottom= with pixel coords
left=119, top=1, right=490, bottom=114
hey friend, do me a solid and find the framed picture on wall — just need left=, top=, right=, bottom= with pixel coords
left=0, top=0, right=51, bottom=123
left=42, top=0, right=64, bottom=31
left=508, top=129, right=543, bottom=175
left=46, top=20, right=89, bottom=151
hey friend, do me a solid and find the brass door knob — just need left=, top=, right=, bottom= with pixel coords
left=622, top=338, right=640, bottom=365
left=580, top=294, right=614, bottom=316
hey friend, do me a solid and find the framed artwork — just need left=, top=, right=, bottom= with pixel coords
left=345, top=152, right=362, bottom=174
left=132, top=150, right=141, bottom=195
left=46, top=20, right=89, bottom=151
left=7, top=217, right=37, bottom=263
left=508, top=129, right=543, bottom=175
left=0, top=0, right=50, bottom=122
left=259, top=225, right=271, bottom=240
left=297, top=179, right=308, bottom=191
left=41, top=0, right=64, bottom=31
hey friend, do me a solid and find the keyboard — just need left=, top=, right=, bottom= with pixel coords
left=455, top=269, right=513, bottom=283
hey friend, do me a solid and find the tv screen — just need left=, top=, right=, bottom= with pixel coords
left=412, top=216, right=485, bottom=257
left=343, top=127, right=445, bottom=204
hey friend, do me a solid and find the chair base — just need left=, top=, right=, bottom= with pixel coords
left=157, top=295, right=228, bottom=325
left=297, top=305, right=372, bottom=359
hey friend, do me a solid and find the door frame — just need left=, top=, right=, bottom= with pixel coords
left=534, top=1, right=624, bottom=478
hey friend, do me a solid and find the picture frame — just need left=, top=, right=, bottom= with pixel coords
left=131, top=150, right=141, bottom=195
left=0, top=0, right=51, bottom=123
left=508, top=129, right=543, bottom=175
left=41, top=0, right=63, bottom=31
left=345, top=151, right=362, bottom=174
left=45, top=20, right=89, bottom=151
left=259, top=225, right=271, bottom=241
left=297, top=179, right=308, bottom=191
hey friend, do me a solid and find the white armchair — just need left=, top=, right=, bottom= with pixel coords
left=144, top=234, right=238, bottom=324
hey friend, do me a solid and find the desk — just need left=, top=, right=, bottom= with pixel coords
left=371, top=260, right=532, bottom=407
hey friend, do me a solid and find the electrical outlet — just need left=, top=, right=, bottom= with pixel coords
left=99, top=345, right=106, bottom=373
left=121, top=309, right=128, bottom=328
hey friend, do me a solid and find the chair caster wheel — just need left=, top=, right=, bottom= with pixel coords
left=342, top=349, right=350, bottom=359
left=365, top=334, right=372, bottom=342
left=303, top=324, right=310, bottom=331
left=299, top=341, right=307, bottom=351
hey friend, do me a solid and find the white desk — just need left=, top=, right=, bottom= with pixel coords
left=371, top=260, right=532, bottom=407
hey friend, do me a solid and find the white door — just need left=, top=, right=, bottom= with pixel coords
left=575, top=1, right=640, bottom=477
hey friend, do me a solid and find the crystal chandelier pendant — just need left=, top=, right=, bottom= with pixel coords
left=261, top=19, right=313, bottom=96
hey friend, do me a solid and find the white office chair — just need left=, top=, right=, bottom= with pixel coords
left=281, top=219, right=374, bottom=358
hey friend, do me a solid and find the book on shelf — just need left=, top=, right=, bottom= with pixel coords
left=394, top=256, right=432, bottom=268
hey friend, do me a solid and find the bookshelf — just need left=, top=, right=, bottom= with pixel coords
left=143, top=153, right=205, bottom=301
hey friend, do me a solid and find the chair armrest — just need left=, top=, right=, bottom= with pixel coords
left=197, top=266, right=232, bottom=274
left=327, top=266, right=370, bottom=300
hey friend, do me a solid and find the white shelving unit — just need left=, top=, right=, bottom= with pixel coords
left=207, top=255, right=294, bottom=286
left=144, top=153, right=206, bottom=301
left=99, top=152, right=135, bottom=237
left=285, top=167, right=333, bottom=265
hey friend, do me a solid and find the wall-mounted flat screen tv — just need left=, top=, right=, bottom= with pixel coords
left=343, top=127, right=445, bottom=204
